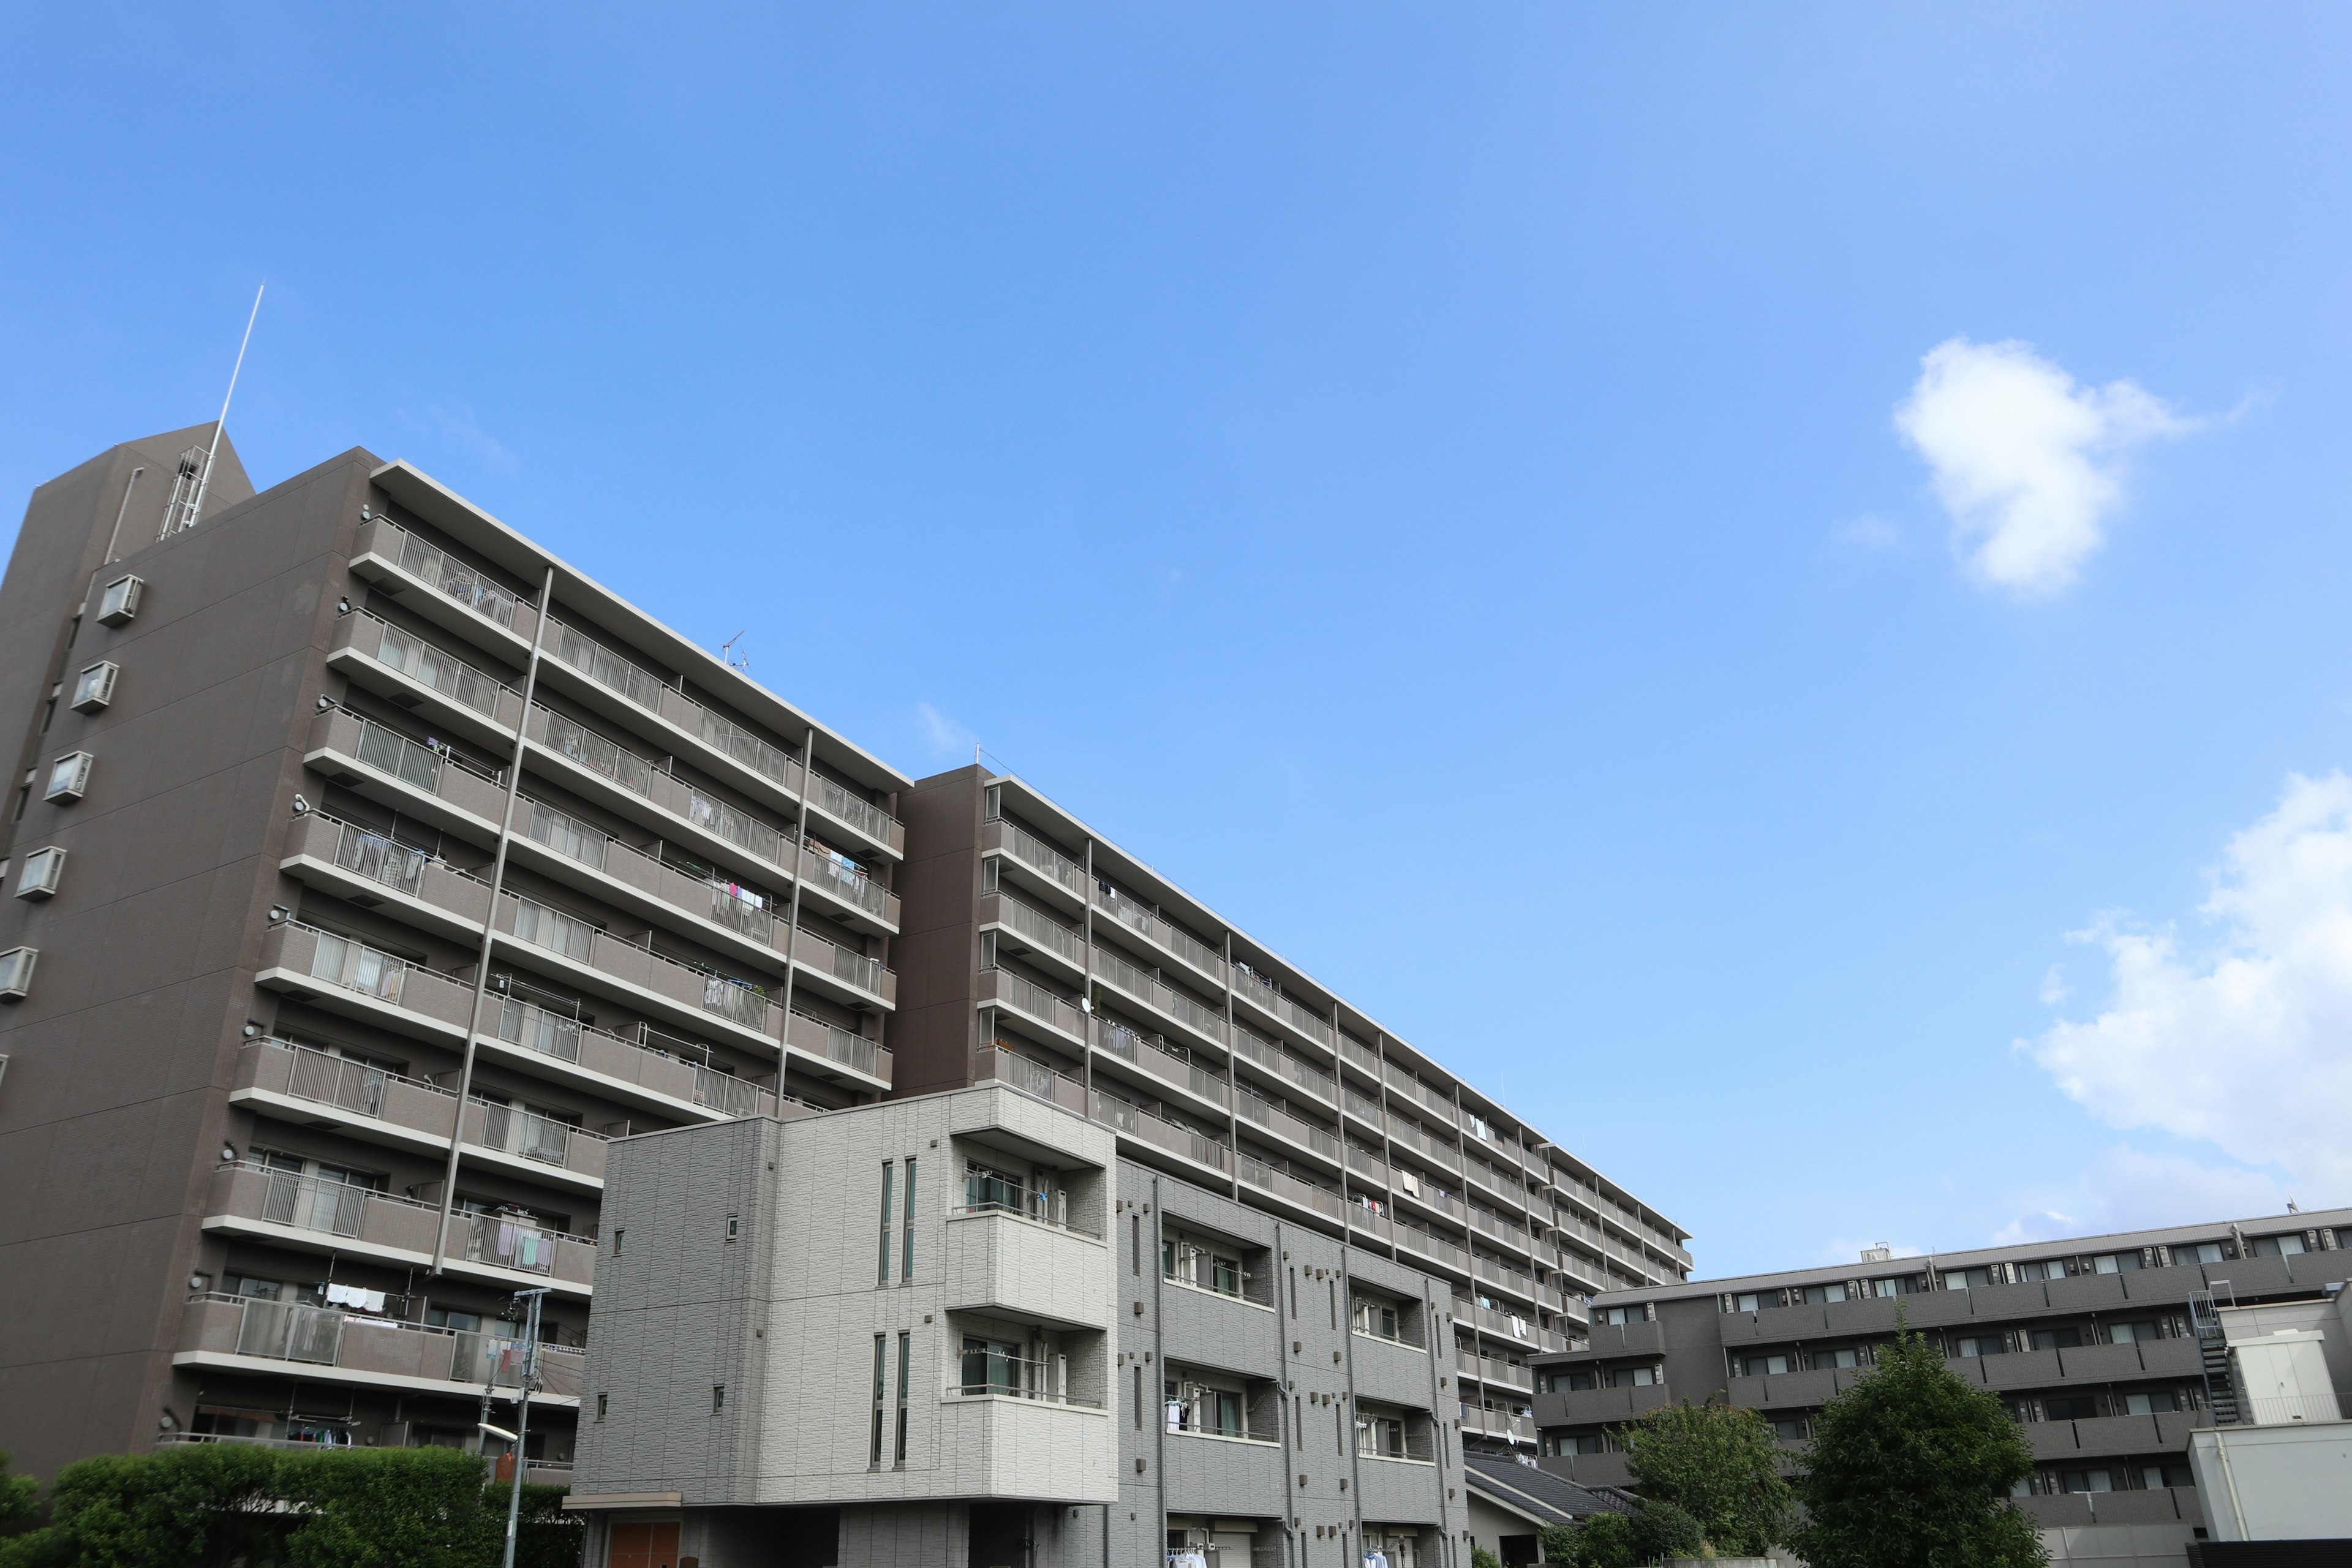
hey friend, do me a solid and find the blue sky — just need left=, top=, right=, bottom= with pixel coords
left=7, top=6, right=2352, bottom=1278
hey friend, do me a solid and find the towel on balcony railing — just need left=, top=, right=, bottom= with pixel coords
left=324, top=1283, right=387, bottom=1313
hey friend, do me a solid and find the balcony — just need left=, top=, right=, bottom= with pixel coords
left=942, top=1205, right=1112, bottom=1331
left=256, top=921, right=477, bottom=1044
left=1234, top=1087, right=1343, bottom=1166
left=536, top=616, right=905, bottom=862
left=1091, top=884, right=1225, bottom=987
left=971, top=1044, right=1089, bottom=1116
left=521, top=703, right=900, bottom=932
left=1090, top=944, right=1226, bottom=1049
left=1229, top=965, right=1335, bottom=1050
left=1338, top=1033, right=1381, bottom=1076
left=1459, top=1352, right=1534, bottom=1392
left=1394, top=1219, right=1472, bottom=1277
left=979, top=891, right=1085, bottom=982
left=280, top=811, right=491, bottom=941
left=784, top=1008, right=892, bottom=1087
left=477, top=995, right=799, bottom=1121
left=490, top=892, right=790, bottom=1054
left=203, top=1162, right=594, bottom=1296
left=1090, top=1016, right=1228, bottom=1110
left=1345, top=1089, right=1385, bottom=1132
left=980, top=967, right=1085, bottom=1042
left=1389, top=1114, right=1461, bottom=1174
left=459, top=1096, right=608, bottom=1188
left=305, top=706, right=506, bottom=839
left=326, top=609, right=526, bottom=752
left=1091, top=1090, right=1231, bottom=1177
left=1385, top=1068, right=1458, bottom=1127
left=935, top=1382, right=1117, bottom=1504
left=350, top=516, right=541, bottom=662
left=505, top=796, right=894, bottom=1009
left=1234, top=1154, right=1346, bottom=1221
left=1230, top=1023, right=1335, bottom=1109
left=1349, top=1204, right=1396, bottom=1245
left=982, top=818, right=1087, bottom=911
left=175, top=1292, right=584, bottom=1403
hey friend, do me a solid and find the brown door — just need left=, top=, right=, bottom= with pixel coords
left=609, top=1521, right=681, bottom=1568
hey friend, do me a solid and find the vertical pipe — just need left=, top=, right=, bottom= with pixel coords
left=1080, top=837, right=1095, bottom=1098
left=430, top=564, right=557, bottom=1275
left=102, top=466, right=145, bottom=566
left=775, top=728, right=816, bottom=1076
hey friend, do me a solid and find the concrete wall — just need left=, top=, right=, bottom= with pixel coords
left=2190, top=1421, right=2352, bottom=1541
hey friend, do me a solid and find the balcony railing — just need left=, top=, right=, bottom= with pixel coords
left=1091, top=1016, right=1228, bottom=1107
left=1229, top=964, right=1336, bottom=1048
left=311, top=706, right=508, bottom=825
left=179, top=1292, right=585, bottom=1397
left=985, top=818, right=1085, bottom=897
left=1234, top=1155, right=1346, bottom=1220
left=261, top=921, right=477, bottom=1037
left=1091, top=944, right=1226, bottom=1042
left=484, top=995, right=789, bottom=1118
left=1340, top=1035, right=1382, bottom=1076
left=1357, top=1427, right=1438, bottom=1463
left=331, top=611, right=524, bottom=734
left=1166, top=1403, right=1279, bottom=1444
left=1232, top=1024, right=1334, bottom=1104
left=1384, top=1067, right=1459, bottom=1127
left=495, top=891, right=782, bottom=1042
left=1091, top=1090, right=1231, bottom=1175
left=206, top=1161, right=595, bottom=1287
left=1091, top=884, right=1224, bottom=983
left=786, top=1009, right=891, bottom=1084
left=948, top=1351, right=1098, bottom=1408
left=973, top=1044, right=1089, bottom=1116
left=984, top=892, right=1085, bottom=966
left=288, top=812, right=492, bottom=929
left=236, top=1038, right=458, bottom=1143
left=981, top=968, right=1085, bottom=1038
left=363, top=517, right=537, bottom=638
left=461, top=1097, right=608, bottom=1181
left=1234, top=1088, right=1343, bottom=1162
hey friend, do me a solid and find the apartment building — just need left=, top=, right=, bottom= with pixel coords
left=571, top=1082, right=1472, bottom=1568
left=0, top=420, right=1687, bottom=1506
left=891, top=767, right=1693, bottom=1454
left=0, top=427, right=910, bottom=1482
left=1529, top=1208, right=2352, bottom=1567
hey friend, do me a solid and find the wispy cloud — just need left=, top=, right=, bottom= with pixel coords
left=1834, top=513, right=1900, bottom=550
left=424, top=402, right=519, bottom=476
left=1895, top=337, right=2195, bottom=597
left=916, top=701, right=976, bottom=762
left=1991, top=1146, right=2292, bottom=1247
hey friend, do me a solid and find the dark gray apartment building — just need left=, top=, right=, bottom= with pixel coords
left=1530, top=1209, right=2352, bottom=1563
left=0, top=421, right=1688, bottom=1496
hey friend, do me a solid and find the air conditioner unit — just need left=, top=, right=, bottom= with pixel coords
left=70, top=662, right=118, bottom=714
left=0, top=946, right=36, bottom=1001
left=44, top=752, right=94, bottom=803
left=96, top=574, right=144, bottom=626
left=15, top=847, right=64, bottom=900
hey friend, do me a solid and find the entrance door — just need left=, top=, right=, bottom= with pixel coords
left=609, top=1520, right=680, bottom=1568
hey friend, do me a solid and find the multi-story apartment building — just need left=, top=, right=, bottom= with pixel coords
left=571, top=1083, right=1474, bottom=1568
left=0, top=426, right=910, bottom=1482
left=1530, top=1208, right=2352, bottom=1567
left=0, top=420, right=1687, bottom=1520
left=889, top=768, right=1693, bottom=1453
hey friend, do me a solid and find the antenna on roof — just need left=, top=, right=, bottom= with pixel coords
left=164, top=284, right=263, bottom=538
left=719, top=631, right=750, bottom=672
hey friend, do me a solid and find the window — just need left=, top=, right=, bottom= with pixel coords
left=1163, top=1231, right=1247, bottom=1300
left=725, top=1214, right=739, bottom=1242
left=15, top=846, right=65, bottom=900
left=2107, top=1321, right=2158, bottom=1345
left=1134, top=1215, right=1142, bottom=1276
left=2056, top=1467, right=2113, bottom=1494
left=1164, top=1376, right=1246, bottom=1439
left=2030, top=1327, right=2083, bottom=1351
left=39, top=696, right=55, bottom=736
left=1355, top=1411, right=1405, bottom=1458
left=1871, top=1276, right=1916, bottom=1298
left=963, top=1159, right=1025, bottom=1215
left=1813, top=1348, right=1860, bottom=1370
left=595, top=1393, right=607, bottom=1422
left=2123, top=1390, right=2181, bottom=1415
left=70, top=662, right=118, bottom=713
left=712, top=1384, right=725, bottom=1414
left=894, top=1332, right=910, bottom=1464
left=1352, top=1295, right=1402, bottom=1342
left=2015, top=1260, right=2064, bottom=1281
left=1561, top=1433, right=1607, bottom=1455
left=96, top=574, right=143, bottom=625
left=1729, top=1293, right=1765, bottom=1313
left=877, top=1163, right=895, bottom=1284
left=1770, top=1417, right=1806, bottom=1441
left=0, top=947, right=36, bottom=1000
left=1599, top=1306, right=1643, bottom=1326
left=1954, top=1336, right=2006, bottom=1359
left=1943, top=1267, right=1994, bottom=1290
left=869, top=1335, right=886, bottom=1466
left=2089, top=1251, right=2143, bottom=1275
left=2043, top=1395, right=2099, bottom=1421
left=2142, top=1461, right=2193, bottom=1489
left=1136, top=1366, right=1145, bottom=1430
left=2177, top=1242, right=2226, bottom=1264
left=1558, top=1369, right=1597, bottom=1392
left=1801, top=1282, right=1849, bottom=1305
left=900, top=1156, right=916, bottom=1280
left=2251, top=1233, right=2307, bottom=1257
left=45, top=752, right=94, bottom=803
left=1741, top=1354, right=1789, bottom=1376
left=611, top=1229, right=624, bottom=1258
left=1607, top=1366, right=1656, bottom=1388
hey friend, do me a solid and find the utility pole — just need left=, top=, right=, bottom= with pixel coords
left=502, top=1287, right=549, bottom=1568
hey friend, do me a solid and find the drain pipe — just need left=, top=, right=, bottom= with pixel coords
left=774, top=728, right=818, bottom=1069
left=102, top=467, right=145, bottom=565
left=430, top=563, right=558, bottom=1275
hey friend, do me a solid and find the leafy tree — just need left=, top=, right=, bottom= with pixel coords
left=0, top=1443, right=283, bottom=1568
left=281, top=1447, right=500, bottom=1568
left=1566, top=1512, right=1638, bottom=1568
left=513, top=1482, right=584, bottom=1568
left=1788, top=1325, right=2046, bottom=1568
left=0, top=1453, right=38, bottom=1532
left=1471, top=1548, right=1506, bottom=1568
left=1536, top=1523, right=1580, bottom=1566
left=1630, top=1498, right=1706, bottom=1561
left=1619, top=1401, right=1790, bottom=1555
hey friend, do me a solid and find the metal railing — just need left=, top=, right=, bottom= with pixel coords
left=1092, top=1016, right=1229, bottom=1107
left=185, top=1292, right=584, bottom=1396
left=950, top=1351, right=1097, bottom=1407
left=988, top=892, right=1085, bottom=964
left=366, top=614, right=513, bottom=720
left=1165, top=1398, right=1279, bottom=1444
left=1357, top=1427, right=1438, bottom=1462
left=390, top=525, right=530, bottom=630
left=1092, top=884, right=1224, bottom=981
left=1092, top=1090, right=1231, bottom=1174
left=974, top=1042, right=1089, bottom=1115
left=788, top=1009, right=886, bottom=1080
left=1092, top=944, right=1226, bottom=1041
left=1232, top=1023, right=1335, bottom=1103
left=989, top=818, right=1085, bottom=894
left=983, top=968, right=1085, bottom=1035
left=345, top=707, right=505, bottom=797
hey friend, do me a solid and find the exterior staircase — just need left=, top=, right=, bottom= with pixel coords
left=2188, top=1290, right=2241, bottom=1425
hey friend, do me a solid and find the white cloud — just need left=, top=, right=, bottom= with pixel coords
left=2038, top=964, right=2068, bottom=1006
left=1835, top=513, right=1901, bottom=550
left=915, top=702, right=976, bottom=761
left=2025, top=771, right=2352, bottom=1200
left=1894, top=337, right=2193, bottom=596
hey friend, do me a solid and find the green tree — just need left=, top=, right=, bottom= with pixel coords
left=280, top=1447, right=500, bottom=1568
left=1788, top=1326, right=2046, bottom=1568
left=1619, top=1400, right=1790, bottom=1555
left=512, top=1482, right=584, bottom=1568
left=1536, top=1523, right=1580, bottom=1566
left=0, top=1453, right=38, bottom=1532
left=1471, top=1548, right=1506, bottom=1568
left=0, top=1444, right=283, bottom=1568
left=1630, top=1498, right=1706, bottom=1561
left=1566, top=1512, right=1638, bottom=1568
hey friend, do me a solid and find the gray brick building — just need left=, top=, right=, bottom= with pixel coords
left=1530, top=1210, right=2352, bottom=1566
